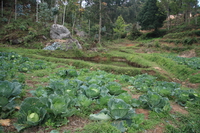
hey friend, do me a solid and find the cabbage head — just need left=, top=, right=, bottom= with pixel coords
left=85, top=84, right=101, bottom=98
left=106, top=82, right=125, bottom=95
left=27, top=113, right=39, bottom=123
left=14, top=97, right=47, bottom=132
left=108, top=98, right=135, bottom=120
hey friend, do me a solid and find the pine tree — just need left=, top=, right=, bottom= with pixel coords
left=137, top=0, right=166, bottom=31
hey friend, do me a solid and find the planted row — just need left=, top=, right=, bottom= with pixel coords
left=129, top=74, right=199, bottom=106
left=163, top=55, right=200, bottom=70
left=0, top=52, right=47, bottom=81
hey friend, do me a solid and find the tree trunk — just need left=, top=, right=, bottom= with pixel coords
left=15, top=0, right=17, bottom=20
left=54, top=0, right=58, bottom=24
left=195, top=0, right=198, bottom=24
left=79, top=0, right=82, bottom=25
left=98, top=0, right=102, bottom=44
left=167, top=0, right=170, bottom=30
left=62, top=5, right=66, bottom=25
left=1, top=0, right=3, bottom=17
left=36, top=2, right=39, bottom=22
left=72, top=13, right=76, bottom=37
left=89, top=19, right=90, bottom=36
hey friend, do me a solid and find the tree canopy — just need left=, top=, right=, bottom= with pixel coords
left=137, top=0, right=167, bottom=31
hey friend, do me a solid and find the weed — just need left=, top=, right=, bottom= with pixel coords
left=78, top=121, right=121, bottom=133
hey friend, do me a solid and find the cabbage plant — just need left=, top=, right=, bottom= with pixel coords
left=139, top=91, right=171, bottom=113
left=107, top=98, right=135, bottom=120
left=0, top=80, right=22, bottom=118
left=14, top=97, right=47, bottom=132
left=105, top=82, right=125, bottom=95
left=48, top=94, right=75, bottom=117
left=84, top=84, right=101, bottom=98
left=76, top=94, right=93, bottom=107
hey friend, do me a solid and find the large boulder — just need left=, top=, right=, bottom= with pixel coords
left=50, top=24, right=71, bottom=39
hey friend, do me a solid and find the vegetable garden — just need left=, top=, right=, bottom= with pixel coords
left=0, top=51, right=200, bottom=133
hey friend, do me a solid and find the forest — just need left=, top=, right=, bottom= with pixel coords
left=0, top=0, right=200, bottom=133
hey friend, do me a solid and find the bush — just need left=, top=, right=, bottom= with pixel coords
left=182, top=37, right=197, bottom=45
left=189, top=74, right=200, bottom=83
left=127, top=24, right=142, bottom=40
left=137, top=30, right=167, bottom=40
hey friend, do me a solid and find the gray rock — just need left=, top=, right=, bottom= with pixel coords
left=43, top=42, right=62, bottom=50
left=43, top=39, right=82, bottom=51
left=50, top=24, right=71, bottom=39
left=65, top=38, right=82, bottom=50
left=75, top=29, right=87, bottom=37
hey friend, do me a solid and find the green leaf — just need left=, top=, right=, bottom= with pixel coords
left=89, top=112, right=111, bottom=121
left=111, top=120, right=126, bottom=133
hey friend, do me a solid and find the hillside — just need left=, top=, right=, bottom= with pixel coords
left=0, top=4, right=200, bottom=133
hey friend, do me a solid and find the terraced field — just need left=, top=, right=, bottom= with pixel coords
left=0, top=40, right=200, bottom=133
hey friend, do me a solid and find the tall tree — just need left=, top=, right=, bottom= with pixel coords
left=61, top=0, right=68, bottom=25
left=15, top=0, right=17, bottom=20
left=137, top=0, right=166, bottom=31
left=36, top=0, right=41, bottom=22
left=194, top=0, right=198, bottom=24
left=1, top=0, right=3, bottom=17
left=160, top=0, right=170, bottom=30
left=98, top=0, right=102, bottom=43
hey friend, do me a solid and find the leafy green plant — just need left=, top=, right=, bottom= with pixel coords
left=139, top=91, right=171, bottom=113
left=173, top=88, right=199, bottom=106
left=80, top=121, right=121, bottom=133
left=76, top=94, right=93, bottom=107
left=105, top=82, right=125, bottom=95
left=0, top=80, right=22, bottom=118
left=57, top=69, right=78, bottom=78
left=47, top=94, right=76, bottom=117
left=84, top=84, right=101, bottom=99
left=14, top=97, right=47, bottom=132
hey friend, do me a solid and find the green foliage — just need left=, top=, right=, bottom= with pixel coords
left=189, top=73, right=200, bottom=83
left=182, top=37, right=198, bottom=45
left=113, top=15, right=128, bottom=39
left=84, top=84, right=101, bottom=98
left=142, top=54, right=196, bottom=80
left=80, top=121, right=121, bottom=133
left=137, top=30, right=167, bottom=40
left=127, top=24, right=142, bottom=40
left=89, top=112, right=112, bottom=121
left=14, top=97, right=47, bottom=132
left=107, top=98, right=135, bottom=120
left=39, top=2, right=53, bottom=23
left=139, top=91, right=171, bottom=113
left=163, top=55, right=200, bottom=70
left=105, top=82, right=125, bottom=95
left=0, top=80, right=23, bottom=118
left=173, top=88, right=199, bottom=106
left=57, top=69, right=78, bottom=78
left=48, top=94, right=75, bottom=117
left=137, top=0, right=166, bottom=31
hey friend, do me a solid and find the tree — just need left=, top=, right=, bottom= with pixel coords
left=137, top=0, right=166, bottom=31
left=15, top=0, right=17, bottom=20
left=160, top=0, right=170, bottom=30
left=61, top=0, right=68, bottom=25
left=36, top=0, right=41, bottom=22
left=1, top=0, right=3, bottom=17
left=113, top=15, right=127, bottom=39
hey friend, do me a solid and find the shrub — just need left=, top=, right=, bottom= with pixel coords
left=182, top=37, right=197, bottom=45
left=127, top=24, right=142, bottom=40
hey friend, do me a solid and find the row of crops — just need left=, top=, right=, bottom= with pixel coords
left=0, top=52, right=200, bottom=132
left=163, top=55, right=200, bottom=70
